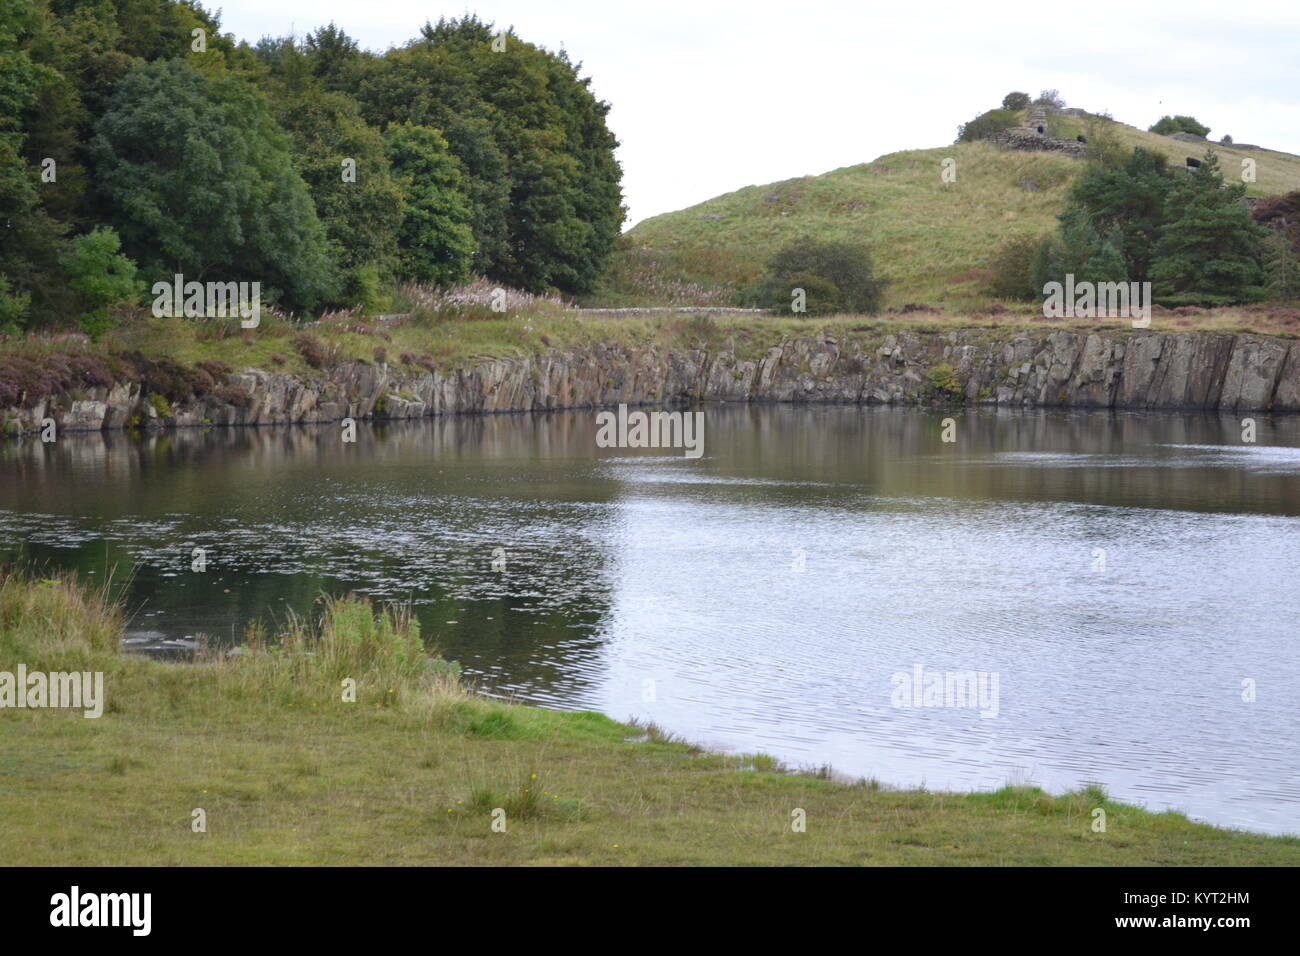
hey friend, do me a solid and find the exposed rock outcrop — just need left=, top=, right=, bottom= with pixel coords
left=4, top=328, right=1299, bottom=435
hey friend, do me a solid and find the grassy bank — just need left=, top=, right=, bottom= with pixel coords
left=1, top=571, right=1297, bottom=865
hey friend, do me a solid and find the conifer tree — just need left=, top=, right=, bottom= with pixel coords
left=1149, top=150, right=1266, bottom=306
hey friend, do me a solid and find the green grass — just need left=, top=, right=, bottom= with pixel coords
left=597, top=112, right=1300, bottom=310
left=2, top=570, right=1298, bottom=865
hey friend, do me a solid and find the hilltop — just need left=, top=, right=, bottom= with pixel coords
left=595, top=109, right=1300, bottom=310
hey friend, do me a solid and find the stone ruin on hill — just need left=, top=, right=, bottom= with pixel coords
left=986, top=104, right=1087, bottom=157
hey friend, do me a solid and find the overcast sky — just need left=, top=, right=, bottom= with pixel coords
left=215, top=0, right=1300, bottom=228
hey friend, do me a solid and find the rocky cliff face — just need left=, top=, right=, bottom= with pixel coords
left=5, top=328, right=1299, bottom=434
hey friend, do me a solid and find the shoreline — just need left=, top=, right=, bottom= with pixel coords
left=1, top=572, right=1297, bottom=863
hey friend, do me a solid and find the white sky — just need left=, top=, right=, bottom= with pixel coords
left=214, top=0, right=1300, bottom=228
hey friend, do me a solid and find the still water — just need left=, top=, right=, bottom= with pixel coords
left=2, top=405, right=1298, bottom=834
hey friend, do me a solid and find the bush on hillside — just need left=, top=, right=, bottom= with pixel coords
left=293, top=333, right=333, bottom=370
left=957, top=109, right=1019, bottom=143
left=988, top=235, right=1052, bottom=302
left=1033, top=89, right=1066, bottom=109
left=753, top=242, right=887, bottom=315
left=1149, top=115, right=1211, bottom=138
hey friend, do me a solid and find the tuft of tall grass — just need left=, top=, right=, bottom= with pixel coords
left=0, top=569, right=125, bottom=666
left=392, top=278, right=568, bottom=326
left=206, top=593, right=461, bottom=707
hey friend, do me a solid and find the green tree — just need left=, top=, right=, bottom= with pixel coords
left=383, top=122, right=475, bottom=286
left=0, top=2, right=74, bottom=326
left=1062, top=147, right=1175, bottom=281
left=302, top=22, right=363, bottom=92
left=1001, top=91, right=1030, bottom=111
left=1048, top=213, right=1130, bottom=286
left=1263, top=232, right=1300, bottom=301
left=61, top=226, right=144, bottom=335
left=261, top=41, right=406, bottom=307
left=1149, top=151, right=1266, bottom=306
left=89, top=59, right=335, bottom=313
left=356, top=16, right=623, bottom=292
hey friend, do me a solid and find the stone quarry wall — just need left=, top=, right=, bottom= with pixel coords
left=5, top=328, right=1300, bottom=435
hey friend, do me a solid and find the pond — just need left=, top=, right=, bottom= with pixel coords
left=2, top=404, right=1298, bottom=834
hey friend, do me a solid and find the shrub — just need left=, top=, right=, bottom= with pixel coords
left=754, top=241, right=887, bottom=315
left=113, top=352, right=192, bottom=401
left=197, top=359, right=231, bottom=382
left=988, top=235, right=1050, bottom=301
left=679, top=313, right=721, bottom=347
left=1149, top=115, right=1210, bottom=138
left=784, top=272, right=844, bottom=313
left=0, top=351, right=118, bottom=407
left=1001, top=91, right=1031, bottom=111
left=373, top=346, right=387, bottom=364
left=67, top=353, right=114, bottom=389
left=293, top=333, right=332, bottom=370
left=271, top=353, right=286, bottom=366
left=188, top=368, right=216, bottom=396
left=147, top=393, right=172, bottom=418
left=957, top=109, right=1020, bottom=143
left=925, top=363, right=964, bottom=402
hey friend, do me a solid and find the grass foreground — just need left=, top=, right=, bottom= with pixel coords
left=1, top=571, right=1297, bottom=866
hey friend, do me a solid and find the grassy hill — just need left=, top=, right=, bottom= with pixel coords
left=596, top=112, right=1300, bottom=310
